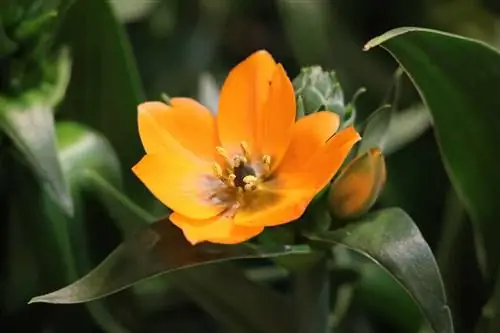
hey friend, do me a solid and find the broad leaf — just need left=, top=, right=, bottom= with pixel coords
left=307, top=208, right=453, bottom=333
left=364, top=27, right=500, bottom=280
left=30, top=219, right=310, bottom=304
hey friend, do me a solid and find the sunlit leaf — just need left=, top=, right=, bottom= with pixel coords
left=307, top=208, right=454, bottom=333
left=364, top=27, right=500, bottom=280
left=30, top=218, right=310, bottom=304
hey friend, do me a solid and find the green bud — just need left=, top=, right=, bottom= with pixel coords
left=292, top=66, right=365, bottom=124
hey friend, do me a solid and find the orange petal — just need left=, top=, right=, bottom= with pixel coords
left=277, top=111, right=340, bottom=174
left=132, top=154, right=225, bottom=219
left=300, top=126, right=361, bottom=191
left=233, top=189, right=312, bottom=227
left=217, top=50, right=276, bottom=155
left=170, top=212, right=264, bottom=245
left=258, top=64, right=296, bottom=171
left=137, top=99, right=217, bottom=160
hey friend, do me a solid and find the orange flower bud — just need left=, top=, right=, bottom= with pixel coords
left=328, top=148, right=386, bottom=219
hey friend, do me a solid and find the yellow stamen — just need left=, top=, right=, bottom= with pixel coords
left=262, top=155, right=271, bottom=175
left=212, top=162, right=223, bottom=179
left=243, top=175, right=258, bottom=184
left=243, top=175, right=259, bottom=192
left=233, top=156, right=242, bottom=167
left=227, top=173, right=236, bottom=187
left=244, top=183, right=258, bottom=192
left=216, top=146, right=231, bottom=164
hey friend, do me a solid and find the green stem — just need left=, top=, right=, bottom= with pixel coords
left=293, top=257, right=330, bottom=333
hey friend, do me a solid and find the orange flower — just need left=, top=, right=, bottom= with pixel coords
left=132, top=50, right=361, bottom=245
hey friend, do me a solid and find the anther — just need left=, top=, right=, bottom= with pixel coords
left=227, top=174, right=236, bottom=187
left=262, top=155, right=271, bottom=174
left=233, top=155, right=248, bottom=168
left=212, top=162, right=223, bottom=178
left=216, top=146, right=230, bottom=163
left=244, top=183, right=257, bottom=192
left=242, top=175, right=258, bottom=184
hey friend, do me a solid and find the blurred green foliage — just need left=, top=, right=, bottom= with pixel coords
left=1, top=0, right=500, bottom=332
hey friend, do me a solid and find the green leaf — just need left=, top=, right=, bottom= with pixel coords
left=30, top=219, right=310, bottom=304
left=476, top=269, right=500, bottom=333
left=0, top=17, right=17, bottom=56
left=0, top=49, right=73, bottom=214
left=356, top=104, right=392, bottom=156
left=384, top=104, right=432, bottom=155
left=171, top=264, right=296, bottom=333
left=364, top=27, right=500, bottom=280
left=78, top=171, right=302, bottom=333
left=55, top=0, right=146, bottom=199
left=307, top=208, right=454, bottom=333
left=45, top=121, right=133, bottom=333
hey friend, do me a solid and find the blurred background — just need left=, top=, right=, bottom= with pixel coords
left=2, top=0, right=500, bottom=332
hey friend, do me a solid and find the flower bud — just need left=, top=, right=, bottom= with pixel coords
left=328, top=148, right=386, bottom=219
left=293, top=66, right=346, bottom=117
left=292, top=66, right=364, bottom=126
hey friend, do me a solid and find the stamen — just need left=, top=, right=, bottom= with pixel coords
left=216, top=146, right=231, bottom=164
left=212, top=162, right=223, bottom=179
left=242, top=175, right=258, bottom=184
left=262, top=155, right=271, bottom=175
left=236, top=187, right=245, bottom=201
left=244, top=183, right=258, bottom=191
left=227, top=174, right=236, bottom=187
left=240, top=141, right=251, bottom=161
left=233, top=155, right=249, bottom=168
left=242, top=175, right=259, bottom=192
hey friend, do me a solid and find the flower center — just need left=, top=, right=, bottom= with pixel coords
left=212, top=142, right=271, bottom=194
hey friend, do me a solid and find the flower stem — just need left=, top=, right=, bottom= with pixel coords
left=293, top=257, right=330, bottom=333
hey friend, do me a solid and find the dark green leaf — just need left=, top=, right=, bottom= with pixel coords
left=384, top=104, right=432, bottom=155
left=79, top=168, right=300, bottom=333
left=0, top=56, right=72, bottom=215
left=476, top=269, right=500, bottom=333
left=44, top=121, right=133, bottom=332
left=172, top=264, right=296, bottom=333
left=30, top=219, right=310, bottom=304
left=364, top=27, right=500, bottom=280
left=0, top=17, right=17, bottom=56
left=55, top=0, right=146, bottom=199
left=307, top=208, right=453, bottom=333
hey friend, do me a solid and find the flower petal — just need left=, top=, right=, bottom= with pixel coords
left=138, top=99, right=217, bottom=160
left=277, top=111, right=340, bottom=174
left=132, top=154, right=225, bottom=219
left=258, top=64, right=296, bottom=171
left=276, top=126, right=361, bottom=192
left=170, top=212, right=264, bottom=245
left=233, top=189, right=312, bottom=227
left=217, top=50, right=276, bottom=155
